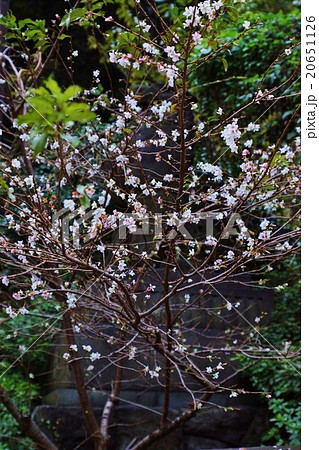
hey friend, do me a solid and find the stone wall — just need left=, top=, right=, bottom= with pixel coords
left=33, top=402, right=270, bottom=449
left=33, top=275, right=276, bottom=449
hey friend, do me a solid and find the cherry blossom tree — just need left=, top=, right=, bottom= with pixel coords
left=0, top=0, right=300, bottom=448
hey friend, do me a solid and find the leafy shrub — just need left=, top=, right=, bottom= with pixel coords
left=235, top=257, right=301, bottom=445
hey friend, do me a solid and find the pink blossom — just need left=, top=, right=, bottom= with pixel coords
left=2, top=276, right=9, bottom=286
left=147, top=284, right=156, bottom=292
left=247, top=122, right=260, bottom=132
left=220, top=120, right=241, bottom=153
left=164, top=46, right=181, bottom=62
left=109, top=51, right=119, bottom=63
left=6, top=306, right=18, bottom=318
left=118, top=54, right=131, bottom=68
left=213, top=1, right=224, bottom=10
left=192, top=31, right=202, bottom=45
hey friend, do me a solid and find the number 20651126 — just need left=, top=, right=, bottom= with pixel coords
left=306, top=16, right=316, bottom=78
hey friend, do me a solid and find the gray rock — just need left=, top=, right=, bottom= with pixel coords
left=32, top=405, right=101, bottom=449
left=185, top=435, right=228, bottom=449
left=114, top=405, right=181, bottom=450
left=183, top=405, right=254, bottom=446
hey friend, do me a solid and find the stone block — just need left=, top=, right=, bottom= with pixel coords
left=114, top=405, right=181, bottom=450
left=183, top=405, right=256, bottom=446
left=185, top=435, right=228, bottom=449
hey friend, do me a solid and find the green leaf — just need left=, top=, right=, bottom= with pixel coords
left=77, top=185, right=90, bottom=208
left=270, top=153, right=289, bottom=168
left=64, top=103, right=96, bottom=123
left=76, top=184, right=86, bottom=196
left=17, top=77, right=96, bottom=147
left=0, top=178, right=9, bottom=192
left=60, top=8, right=86, bottom=28
left=208, top=40, right=217, bottom=51
left=227, top=7, right=239, bottom=23
left=80, top=195, right=91, bottom=208
left=28, top=95, right=54, bottom=114
left=62, top=134, right=81, bottom=148
left=44, top=77, right=62, bottom=98
left=118, top=31, right=136, bottom=46
left=63, top=85, right=82, bottom=101
left=18, top=18, right=36, bottom=28
left=221, top=57, right=228, bottom=72
left=58, top=33, right=70, bottom=40
left=29, top=131, right=49, bottom=155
